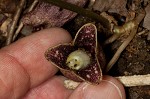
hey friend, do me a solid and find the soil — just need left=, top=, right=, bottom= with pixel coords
left=110, top=35, right=150, bottom=99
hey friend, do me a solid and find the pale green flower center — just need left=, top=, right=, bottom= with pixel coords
left=66, top=50, right=91, bottom=70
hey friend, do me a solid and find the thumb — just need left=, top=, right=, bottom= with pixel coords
left=69, top=76, right=126, bottom=99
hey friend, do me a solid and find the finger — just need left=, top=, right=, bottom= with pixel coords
left=69, top=76, right=126, bottom=99
left=23, top=76, right=73, bottom=99
left=0, top=28, right=72, bottom=98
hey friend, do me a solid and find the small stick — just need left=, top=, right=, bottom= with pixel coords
left=116, top=74, right=150, bottom=87
left=13, top=0, right=39, bottom=41
left=104, top=33, right=120, bottom=45
left=88, top=0, right=96, bottom=8
left=64, top=74, right=150, bottom=89
left=6, top=0, right=26, bottom=45
left=13, top=23, right=23, bottom=41
left=137, top=29, right=149, bottom=36
left=27, top=0, right=39, bottom=12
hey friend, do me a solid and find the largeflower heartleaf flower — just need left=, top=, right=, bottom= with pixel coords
left=45, top=23, right=105, bottom=84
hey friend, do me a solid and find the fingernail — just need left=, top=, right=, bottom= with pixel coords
left=69, top=78, right=125, bottom=99
left=81, top=82, right=89, bottom=90
left=102, top=80, right=123, bottom=99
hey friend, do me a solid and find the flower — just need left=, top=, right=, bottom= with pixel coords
left=45, top=23, right=105, bottom=84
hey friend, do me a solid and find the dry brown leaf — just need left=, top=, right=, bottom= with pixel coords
left=0, top=0, right=18, bottom=13
left=0, top=14, right=7, bottom=26
left=92, top=0, right=128, bottom=16
left=21, top=0, right=87, bottom=28
left=143, top=4, right=150, bottom=30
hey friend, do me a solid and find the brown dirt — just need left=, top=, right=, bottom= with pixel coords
left=109, top=34, right=150, bottom=99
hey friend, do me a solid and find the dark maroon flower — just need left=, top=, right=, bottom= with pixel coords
left=45, top=23, right=105, bottom=84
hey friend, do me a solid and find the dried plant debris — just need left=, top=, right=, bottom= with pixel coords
left=111, top=34, right=150, bottom=76
left=127, top=86, right=150, bottom=99
left=0, top=14, right=7, bottom=47
left=0, top=34, right=6, bottom=48
left=147, top=31, right=150, bottom=40
left=92, top=0, right=128, bottom=17
left=0, top=16, right=12, bottom=37
left=0, top=0, right=18, bottom=13
left=0, top=14, right=7, bottom=26
left=21, top=0, right=87, bottom=28
left=143, top=3, right=150, bottom=30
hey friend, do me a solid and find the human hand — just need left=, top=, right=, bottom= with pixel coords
left=0, top=28, right=126, bottom=99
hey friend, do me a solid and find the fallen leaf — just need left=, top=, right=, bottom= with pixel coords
left=0, top=0, right=18, bottom=13
left=22, top=0, right=87, bottom=28
left=143, top=4, right=150, bottom=30
left=92, top=0, right=128, bottom=16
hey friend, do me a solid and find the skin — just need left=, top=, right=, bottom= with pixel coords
left=0, top=28, right=126, bottom=99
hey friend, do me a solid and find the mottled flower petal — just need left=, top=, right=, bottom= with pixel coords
left=76, top=60, right=102, bottom=84
left=73, top=23, right=97, bottom=55
left=45, top=23, right=105, bottom=84
left=61, top=70, right=83, bottom=82
left=45, top=44, right=76, bottom=69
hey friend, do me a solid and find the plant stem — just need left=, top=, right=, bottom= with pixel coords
left=44, top=0, right=109, bottom=28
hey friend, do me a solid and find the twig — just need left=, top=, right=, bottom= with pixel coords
left=27, top=0, right=39, bottom=12
left=6, top=0, right=26, bottom=45
left=88, top=0, right=96, bottom=8
left=64, top=74, right=150, bottom=89
left=13, top=0, right=39, bottom=41
left=13, top=23, right=24, bottom=41
left=116, top=74, right=150, bottom=87
left=105, top=10, right=146, bottom=72
left=137, top=28, right=149, bottom=36
left=104, top=33, right=121, bottom=45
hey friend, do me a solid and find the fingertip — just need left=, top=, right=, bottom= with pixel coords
left=102, top=75, right=126, bottom=99
left=69, top=75, right=126, bottom=99
left=33, top=28, right=72, bottom=46
left=23, top=76, right=73, bottom=99
left=0, top=27, right=73, bottom=97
